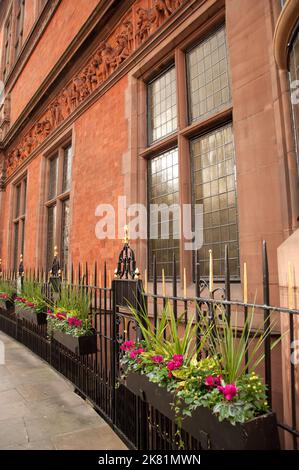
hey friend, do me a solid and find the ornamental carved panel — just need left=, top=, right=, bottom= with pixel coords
left=6, top=0, right=186, bottom=177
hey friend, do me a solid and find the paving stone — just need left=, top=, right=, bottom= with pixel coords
left=52, top=425, right=127, bottom=450
left=0, top=418, right=28, bottom=449
left=0, top=332, right=127, bottom=450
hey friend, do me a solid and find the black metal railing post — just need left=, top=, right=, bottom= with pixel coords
left=262, top=240, right=272, bottom=407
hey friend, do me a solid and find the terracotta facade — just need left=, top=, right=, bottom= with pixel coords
left=0, top=0, right=298, bottom=450
left=0, top=0, right=298, bottom=297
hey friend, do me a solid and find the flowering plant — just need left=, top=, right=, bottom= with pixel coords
left=0, top=280, right=15, bottom=303
left=119, top=303, right=278, bottom=427
left=47, top=286, right=93, bottom=337
left=15, top=281, right=47, bottom=314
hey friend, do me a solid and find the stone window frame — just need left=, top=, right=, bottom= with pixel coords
left=43, top=139, right=73, bottom=273
left=10, top=172, right=27, bottom=272
left=133, top=10, right=237, bottom=284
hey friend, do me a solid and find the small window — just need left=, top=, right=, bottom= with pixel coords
left=3, top=12, right=13, bottom=80
left=14, top=0, right=25, bottom=59
left=148, top=66, right=177, bottom=144
left=186, top=26, right=231, bottom=123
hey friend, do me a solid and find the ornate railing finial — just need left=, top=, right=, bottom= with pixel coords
left=115, top=225, right=139, bottom=280
left=50, top=245, right=61, bottom=278
left=19, top=254, right=24, bottom=277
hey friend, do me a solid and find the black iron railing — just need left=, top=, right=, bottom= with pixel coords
left=0, top=240, right=298, bottom=449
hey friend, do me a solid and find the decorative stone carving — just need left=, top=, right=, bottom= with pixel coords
left=0, top=94, right=11, bottom=141
left=152, top=0, right=173, bottom=28
left=136, top=7, right=151, bottom=45
left=6, top=0, right=186, bottom=177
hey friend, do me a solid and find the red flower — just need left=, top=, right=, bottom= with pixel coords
left=168, top=372, right=173, bottom=378
left=129, top=348, right=145, bottom=359
left=68, top=316, right=83, bottom=328
left=151, top=355, right=163, bottom=363
left=205, top=375, right=222, bottom=388
left=218, top=383, right=238, bottom=401
left=120, top=340, right=135, bottom=351
left=172, top=354, right=184, bottom=363
left=167, top=354, right=184, bottom=371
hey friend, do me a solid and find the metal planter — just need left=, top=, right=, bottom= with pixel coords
left=52, top=329, right=97, bottom=355
left=0, top=299, right=14, bottom=314
left=125, top=372, right=280, bottom=450
left=15, top=304, right=47, bottom=325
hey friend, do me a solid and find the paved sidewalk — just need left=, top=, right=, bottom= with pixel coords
left=0, top=331, right=127, bottom=450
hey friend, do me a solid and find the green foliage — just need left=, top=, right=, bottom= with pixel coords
left=0, top=279, right=15, bottom=301
left=201, top=307, right=282, bottom=383
left=128, top=300, right=212, bottom=363
left=55, top=286, right=90, bottom=320
left=20, top=280, right=47, bottom=313
left=47, top=286, right=92, bottom=337
left=119, top=302, right=279, bottom=427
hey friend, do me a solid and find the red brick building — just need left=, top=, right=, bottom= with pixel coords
left=0, top=0, right=298, bottom=303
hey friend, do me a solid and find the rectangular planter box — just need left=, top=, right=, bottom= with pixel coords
left=52, top=329, right=97, bottom=355
left=0, top=299, right=14, bottom=314
left=15, top=304, right=47, bottom=325
left=125, top=372, right=280, bottom=450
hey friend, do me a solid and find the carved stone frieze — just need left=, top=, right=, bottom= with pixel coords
left=6, top=0, right=187, bottom=177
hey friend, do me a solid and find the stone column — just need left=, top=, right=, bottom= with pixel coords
left=277, top=230, right=299, bottom=449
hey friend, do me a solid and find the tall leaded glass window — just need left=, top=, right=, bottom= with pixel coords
left=191, top=124, right=239, bottom=277
left=289, top=28, right=299, bottom=177
left=45, top=143, right=72, bottom=272
left=12, top=176, right=27, bottom=272
left=187, top=26, right=231, bottom=123
left=14, top=0, right=25, bottom=58
left=148, top=66, right=177, bottom=144
left=3, top=12, right=12, bottom=80
left=148, top=148, right=180, bottom=277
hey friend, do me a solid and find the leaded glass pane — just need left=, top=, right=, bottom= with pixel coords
left=62, top=145, right=72, bottom=193
left=47, top=205, right=56, bottom=270
left=48, top=156, right=58, bottom=200
left=191, top=124, right=239, bottom=277
left=187, top=26, right=231, bottom=123
left=148, top=148, right=180, bottom=277
left=148, top=67, right=177, bottom=144
left=61, top=199, right=70, bottom=271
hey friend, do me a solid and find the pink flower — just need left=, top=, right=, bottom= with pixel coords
left=120, top=340, right=135, bottom=351
left=218, top=383, right=238, bottom=401
left=167, top=360, right=176, bottom=371
left=172, top=354, right=184, bottom=363
left=167, top=354, right=184, bottom=371
left=205, top=375, right=215, bottom=387
left=168, top=372, right=173, bottom=378
left=26, top=302, right=35, bottom=308
left=129, top=348, right=145, bottom=359
left=56, top=313, right=67, bottom=321
left=205, top=375, right=222, bottom=388
left=68, top=316, right=83, bottom=328
left=151, top=355, right=163, bottom=363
